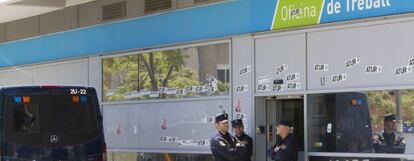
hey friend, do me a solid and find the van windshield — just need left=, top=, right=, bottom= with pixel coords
left=3, top=87, right=99, bottom=146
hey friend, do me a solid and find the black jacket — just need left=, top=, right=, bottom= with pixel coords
left=236, top=133, right=253, bottom=161
left=210, top=132, right=246, bottom=161
left=267, top=134, right=298, bottom=161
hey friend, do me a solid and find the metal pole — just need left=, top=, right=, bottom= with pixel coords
left=395, top=90, right=403, bottom=133
left=396, top=90, right=401, bottom=120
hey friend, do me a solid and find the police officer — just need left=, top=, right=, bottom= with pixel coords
left=210, top=113, right=246, bottom=161
left=372, top=114, right=406, bottom=154
left=267, top=119, right=298, bottom=161
left=231, top=119, right=253, bottom=161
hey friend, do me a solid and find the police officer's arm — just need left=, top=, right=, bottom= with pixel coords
left=394, top=143, right=405, bottom=153
left=234, top=136, right=252, bottom=159
left=372, top=134, right=406, bottom=153
left=394, top=136, right=406, bottom=154
left=372, top=143, right=384, bottom=153
left=373, top=142, right=388, bottom=153
left=372, top=134, right=387, bottom=153
left=266, top=141, right=295, bottom=161
left=266, top=145, right=277, bottom=160
left=211, top=138, right=246, bottom=161
left=247, top=136, right=253, bottom=157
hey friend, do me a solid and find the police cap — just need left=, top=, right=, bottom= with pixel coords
left=215, top=113, right=228, bottom=123
left=384, top=114, right=397, bottom=122
left=278, top=119, right=293, bottom=127
left=231, top=119, right=243, bottom=127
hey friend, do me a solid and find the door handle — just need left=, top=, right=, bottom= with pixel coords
left=267, top=124, right=273, bottom=142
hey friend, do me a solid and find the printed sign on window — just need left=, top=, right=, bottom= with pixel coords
left=332, top=73, right=347, bottom=83
left=366, top=65, right=382, bottom=74
left=395, top=66, right=413, bottom=76
left=273, top=84, right=285, bottom=92
left=257, top=84, right=271, bottom=92
left=276, top=64, right=288, bottom=75
left=314, top=64, right=329, bottom=71
left=286, top=73, right=300, bottom=81
left=239, top=65, right=251, bottom=75
left=346, top=57, right=361, bottom=68
left=286, top=82, right=301, bottom=90
left=236, top=85, right=248, bottom=93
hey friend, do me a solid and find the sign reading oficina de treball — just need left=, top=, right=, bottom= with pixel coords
left=272, top=0, right=414, bottom=30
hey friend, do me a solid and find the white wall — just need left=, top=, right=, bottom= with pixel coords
left=0, top=58, right=89, bottom=86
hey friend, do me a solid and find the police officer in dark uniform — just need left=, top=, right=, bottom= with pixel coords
left=372, top=114, right=406, bottom=155
left=267, top=119, right=298, bottom=161
left=231, top=119, right=253, bottom=161
left=210, top=113, right=246, bottom=161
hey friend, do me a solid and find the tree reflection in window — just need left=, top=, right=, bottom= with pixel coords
left=103, top=43, right=230, bottom=102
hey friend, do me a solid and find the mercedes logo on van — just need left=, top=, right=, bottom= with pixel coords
left=50, top=135, right=59, bottom=144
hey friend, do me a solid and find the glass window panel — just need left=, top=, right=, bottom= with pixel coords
left=308, top=90, right=414, bottom=154
left=102, top=43, right=230, bottom=102
left=310, top=156, right=414, bottom=161
left=107, top=152, right=214, bottom=161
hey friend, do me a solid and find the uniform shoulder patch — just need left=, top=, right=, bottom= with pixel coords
left=217, top=138, right=229, bottom=147
left=219, top=140, right=226, bottom=146
left=402, top=139, right=407, bottom=144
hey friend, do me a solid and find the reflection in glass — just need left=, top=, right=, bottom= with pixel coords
left=13, top=104, right=39, bottom=133
left=310, top=156, right=413, bottom=161
left=107, top=152, right=214, bottom=161
left=102, top=43, right=230, bottom=102
left=372, top=114, right=405, bottom=154
left=308, top=90, right=414, bottom=154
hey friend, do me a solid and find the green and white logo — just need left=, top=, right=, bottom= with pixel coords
left=272, top=0, right=324, bottom=30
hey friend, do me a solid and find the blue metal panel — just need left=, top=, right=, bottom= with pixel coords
left=320, top=0, right=414, bottom=23
left=2, top=0, right=414, bottom=67
left=0, top=0, right=277, bottom=67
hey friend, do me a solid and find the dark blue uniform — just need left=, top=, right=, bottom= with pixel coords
left=267, top=134, right=298, bottom=161
left=210, top=132, right=246, bottom=161
left=372, top=114, right=406, bottom=161
left=373, top=130, right=406, bottom=153
left=236, top=133, right=253, bottom=161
